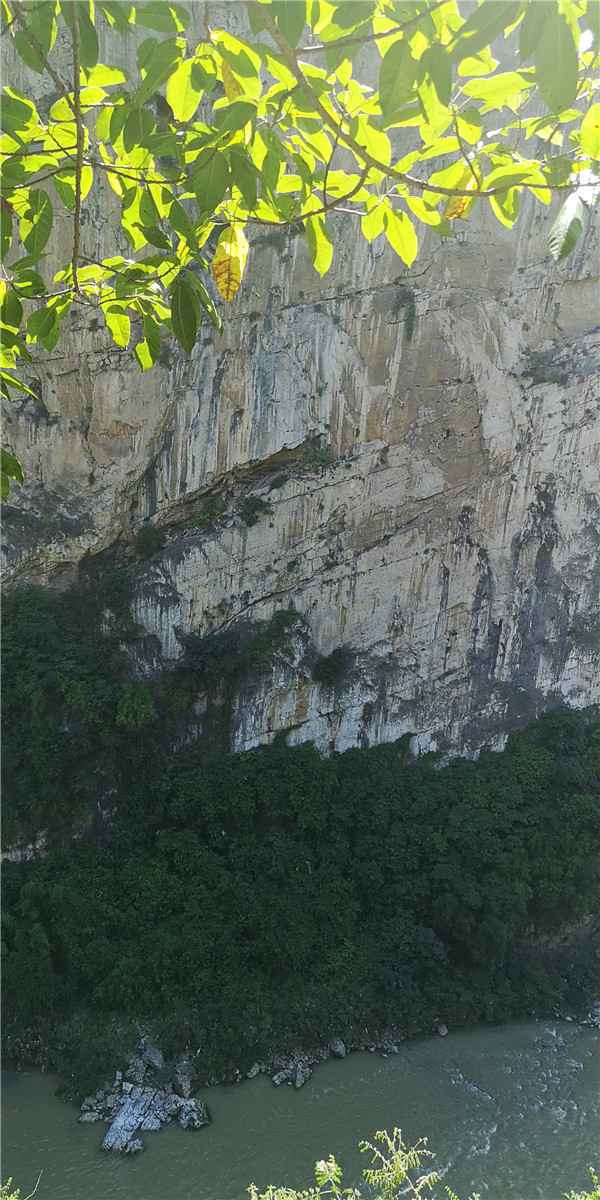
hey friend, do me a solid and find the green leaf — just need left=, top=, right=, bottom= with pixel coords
left=379, top=40, right=420, bottom=123
left=0, top=89, right=38, bottom=134
left=19, top=191, right=53, bottom=258
left=456, top=107, right=482, bottom=145
left=457, top=47, right=497, bottom=77
left=12, top=0, right=55, bottom=69
left=135, top=312, right=162, bottom=369
left=228, top=148, right=259, bottom=209
left=27, top=306, right=55, bottom=339
left=83, top=63, right=128, bottom=86
left=519, top=1, right=547, bottom=61
left=451, top=2, right=521, bottom=62
left=53, top=173, right=77, bottom=209
left=580, top=104, right=600, bottom=160
left=123, top=106, right=155, bottom=152
left=422, top=45, right=452, bottom=107
left=139, top=187, right=159, bottom=227
left=166, top=58, right=203, bottom=121
left=137, top=224, right=171, bottom=250
left=97, top=2, right=133, bottom=32
left=462, top=71, right=534, bottom=114
left=534, top=2, right=578, bottom=112
left=352, top=117, right=391, bottom=165
left=170, top=273, right=199, bottom=353
left=547, top=193, right=586, bottom=261
left=272, top=0, right=306, bottom=48
left=1, top=288, right=22, bottom=330
left=215, top=100, right=257, bottom=134
left=14, top=29, right=46, bottom=72
left=78, top=6, right=100, bottom=69
left=136, top=38, right=183, bottom=104
left=39, top=315, right=62, bottom=351
left=12, top=270, right=46, bottom=297
left=0, top=203, right=12, bottom=258
left=361, top=199, right=386, bottom=243
left=134, top=338, right=153, bottom=370
left=489, top=187, right=520, bottom=229
left=1, top=446, right=24, bottom=499
left=384, top=207, right=418, bottom=266
left=135, top=1, right=188, bottom=32
left=143, top=313, right=161, bottom=357
left=331, top=1, right=375, bottom=30
left=0, top=367, right=36, bottom=396
left=191, top=150, right=230, bottom=212
left=109, top=104, right=129, bottom=144
left=186, top=272, right=222, bottom=332
left=105, top=306, right=131, bottom=348
left=169, top=197, right=196, bottom=246
left=483, top=163, right=544, bottom=189
left=305, top=215, right=333, bottom=276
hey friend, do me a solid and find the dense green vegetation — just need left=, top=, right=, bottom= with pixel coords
left=1, top=584, right=302, bottom=844
left=2, top=585, right=600, bottom=1099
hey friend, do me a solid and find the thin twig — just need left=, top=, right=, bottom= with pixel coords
left=259, top=5, right=596, bottom=200
left=452, top=110, right=480, bottom=190
left=5, top=166, right=65, bottom=189
left=23, top=1170, right=43, bottom=1200
left=297, top=0, right=448, bottom=56
left=71, top=13, right=83, bottom=293
left=12, top=7, right=73, bottom=108
left=322, top=130, right=340, bottom=208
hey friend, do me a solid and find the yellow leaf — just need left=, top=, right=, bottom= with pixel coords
left=211, top=225, right=249, bottom=301
left=221, top=61, right=243, bottom=102
left=443, top=171, right=478, bottom=220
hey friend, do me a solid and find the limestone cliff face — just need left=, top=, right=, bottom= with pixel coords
left=3, top=16, right=600, bottom=756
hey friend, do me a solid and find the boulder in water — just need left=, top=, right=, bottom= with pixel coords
left=294, top=1061, right=312, bottom=1089
left=329, top=1039, right=347, bottom=1058
left=99, top=1084, right=210, bottom=1152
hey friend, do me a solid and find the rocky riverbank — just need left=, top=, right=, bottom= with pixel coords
left=73, top=1026, right=426, bottom=1153
left=7, top=995, right=600, bottom=1155
left=72, top=1001, right=600, bottom=1153
left=77, top=1041, right=209, bottom=1153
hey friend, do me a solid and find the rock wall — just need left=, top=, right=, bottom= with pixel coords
left=3, top=10, right=600, bottom=755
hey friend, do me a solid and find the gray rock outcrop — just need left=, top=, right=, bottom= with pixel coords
left=79, top=1058, right=210, bottom=1153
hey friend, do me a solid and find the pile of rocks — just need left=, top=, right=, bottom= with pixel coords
left=266, top=1037, right=348, bottom=1090
left=78, top=1042, right=209, bottom=1153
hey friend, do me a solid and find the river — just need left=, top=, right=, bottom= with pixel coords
left=2, top=1022, right=599, bottom=1200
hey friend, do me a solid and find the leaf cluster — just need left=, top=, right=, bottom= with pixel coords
left=2, top=0, right=598, bottom=458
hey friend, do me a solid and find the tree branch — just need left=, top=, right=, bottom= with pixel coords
left=71, top=13, right=83, bottom=293
left=297, top=0, right=449, bottom=56
left=12, top=7, right=73, bottom=109
left=259, top=5, right=592, bottom=201
left=452, top=110, right=481, bottom=190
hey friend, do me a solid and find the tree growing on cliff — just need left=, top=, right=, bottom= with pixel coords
left=1, top=0, right=599, bottom=490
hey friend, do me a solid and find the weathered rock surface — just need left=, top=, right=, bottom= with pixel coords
left=79, top=1041, right=210, bottom=1153
left=329, top=1038, right=347, bottom=1058
left=83, top=1079, right=209, bottom=1154
left=2, top=7, right=599, bottom=757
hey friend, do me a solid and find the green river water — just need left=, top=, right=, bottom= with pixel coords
left=2, top=1022, right=599, bottom=1200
